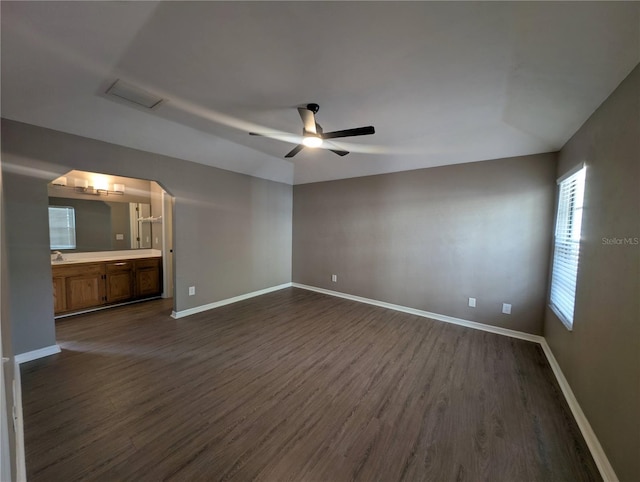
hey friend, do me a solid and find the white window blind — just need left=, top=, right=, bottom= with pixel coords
left=550, top=166, right=586, bottom=329
left=49, top=206, right=76, bottom=250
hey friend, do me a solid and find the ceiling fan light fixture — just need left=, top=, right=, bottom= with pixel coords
left=250, top=103, right=374, bottom=158
left=302, top=136, right=323, bottom=148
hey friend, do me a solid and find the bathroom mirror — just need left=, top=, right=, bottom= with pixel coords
left=48, top=196, right=155, bottom=252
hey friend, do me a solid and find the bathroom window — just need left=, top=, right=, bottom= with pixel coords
left=48, top=206, right=76, bottom=250
left=549, top=165, right=586, bottom=330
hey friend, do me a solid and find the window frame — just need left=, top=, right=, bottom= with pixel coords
left=549, top=163, right=586, bottom=331
left=48, top=205, right=77, bottom=250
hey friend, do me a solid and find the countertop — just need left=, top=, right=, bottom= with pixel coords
left=51, top=249, right=162, bottom=266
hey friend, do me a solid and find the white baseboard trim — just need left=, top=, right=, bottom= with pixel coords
left=14, top=344, right=61, bottom=365
left=292, top=283, right=543, bottom=343
left=171, top=282, right=292, bottom=319
left=14, top=361, right=26, bottom=482
left=539, top=340, right=618, bottom=481
left=292, top=282, right=617, bottom=481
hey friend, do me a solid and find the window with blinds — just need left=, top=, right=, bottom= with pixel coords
left=550, top=165, right=586, bottom=330
left=48, top=206, right=76, bottom=250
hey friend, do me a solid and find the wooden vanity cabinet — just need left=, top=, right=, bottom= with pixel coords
left=53, top=257, right=162, bottom=315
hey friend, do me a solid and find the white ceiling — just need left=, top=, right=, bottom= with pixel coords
left=2, top=2, right=638, bottom=185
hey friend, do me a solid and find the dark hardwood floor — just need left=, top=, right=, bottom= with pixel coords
left=22, top=288, right=600, bottom=481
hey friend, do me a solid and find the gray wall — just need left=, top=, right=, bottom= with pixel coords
left=1, top=119, right=292, bottom=355
left=544, top=65, right=640, bottom=482
left=293, top=153, right=557, bottom=335
left=0, top=149, right=17, bottom=481
left=3, top=165, right=57, bottom=355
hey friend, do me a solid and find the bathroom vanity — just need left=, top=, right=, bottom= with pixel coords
left=52, top=252, right=162, bottom=315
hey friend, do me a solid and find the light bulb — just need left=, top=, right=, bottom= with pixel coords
left=93, top=177, right=109, bottom=192
left=302, top=136, right=323, bottom=148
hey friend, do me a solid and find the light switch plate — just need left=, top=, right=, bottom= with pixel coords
left=502, top=303, right=512, bottom=314
left=468, top=297, right=476, bottom=308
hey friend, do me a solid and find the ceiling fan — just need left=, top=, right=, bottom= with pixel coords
left=250, top=103, right=375, bottom=158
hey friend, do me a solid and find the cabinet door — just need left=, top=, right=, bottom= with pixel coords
left=106, top=261, right=134, bottom=303
left=136, top=267, right=160, bottom=297
left=66, top=274, right=105, bottom=311
left=53, top=277, right=67, bottom=314
left=107, top=271, right=134, bottom=302
left=135, top=258, right=162, bottom=298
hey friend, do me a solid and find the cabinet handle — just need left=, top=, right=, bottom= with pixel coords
left=113, top=262, right=128, bottom=266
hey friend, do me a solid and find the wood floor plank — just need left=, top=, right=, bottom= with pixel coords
left=21, top=288, right=601, bottom=481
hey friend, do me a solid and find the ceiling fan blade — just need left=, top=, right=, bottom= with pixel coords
left=297, top=107, right=317, bottom=135
left=329, top=149, right=349, bottom=157
left=284, top=144, right=305, bottom=158
left=322, top=126, right=375, bottom=139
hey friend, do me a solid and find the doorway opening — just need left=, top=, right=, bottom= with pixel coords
left=47, top=170, right=174, bottom=316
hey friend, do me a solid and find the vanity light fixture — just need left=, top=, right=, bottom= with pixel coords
left=96, top=183, right=125, bottom=196
left=51, top=178, right=126, bottom=197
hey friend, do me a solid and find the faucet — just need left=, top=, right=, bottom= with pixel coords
left=54, top=251, right=64, bottom=261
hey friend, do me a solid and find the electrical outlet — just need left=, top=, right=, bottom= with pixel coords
left=115, top=233, right=124, bottom=240
left=468, top=297, right=476, bottom=308
left=189, top=286, right=196, bottom=296
left=502, top=303, right=512, bottom=314
left=331, top=274, right=337, bottom=282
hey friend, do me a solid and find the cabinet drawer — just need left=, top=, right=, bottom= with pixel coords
left=52, top=262, right=105, bottom=278
left=135, top=257, right=161, bottom=269
left=106, top=260, right=134, bottom=273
